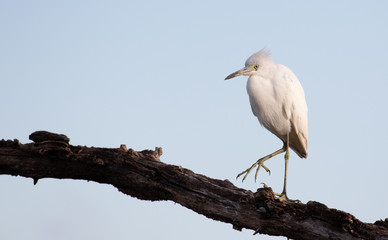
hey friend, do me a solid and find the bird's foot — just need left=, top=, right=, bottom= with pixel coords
left=261, top=183, right=300, bottom=202
left=236, top=159, right=270, bottom=182
left=274, top=192, right=300, bottom=203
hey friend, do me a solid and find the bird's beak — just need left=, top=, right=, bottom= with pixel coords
left=224, top=66, right=253, bottom=80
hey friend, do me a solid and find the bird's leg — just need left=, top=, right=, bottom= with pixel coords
left=236, top=145, right=286, bottom=182
left=275, top=133, right=300, bottom=202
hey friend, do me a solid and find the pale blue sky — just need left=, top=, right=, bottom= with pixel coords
left=1, top=1, right=388, bottom=239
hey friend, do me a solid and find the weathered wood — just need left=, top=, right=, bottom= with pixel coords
left=1, top=131, right=388, bottom=239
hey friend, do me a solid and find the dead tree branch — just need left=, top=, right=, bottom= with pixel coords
left=1, top=131, right=388, bottom=239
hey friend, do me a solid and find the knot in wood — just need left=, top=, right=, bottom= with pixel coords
left=375, top=218, right=388, bottom=229
left=0, top=139, right=21, bottom=147
left=29, top=131, right=70, bottom=144
left=154, top=147, right=163, bottom=160
left=306, top=201, right=329, bottom=215
left=254, top=187, right=275, bottom=201
left=120, top=144, right=128, bottom=152
left=138, top=148, right=163, bottom=161
left=28, top=131, right=71, bottom=157
left=35, top=141, right=72, bottom=157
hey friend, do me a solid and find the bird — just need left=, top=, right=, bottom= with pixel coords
left=224, top=49, right=308, bottom=201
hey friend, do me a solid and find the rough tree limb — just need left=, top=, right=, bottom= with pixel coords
left=1, top=131, right=387, bottom=240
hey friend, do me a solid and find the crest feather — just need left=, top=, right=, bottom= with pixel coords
left=245, top=48, right=272, bottom=67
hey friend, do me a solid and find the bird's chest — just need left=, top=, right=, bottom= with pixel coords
left=246, top=77, right=290, bottom=137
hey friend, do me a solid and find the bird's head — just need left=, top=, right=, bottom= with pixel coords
left=224, top=49, right=273, bottom=80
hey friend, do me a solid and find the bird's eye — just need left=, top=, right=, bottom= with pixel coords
left=253, top=64, right=259, bottom=71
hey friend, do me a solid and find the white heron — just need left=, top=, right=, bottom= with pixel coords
left=225, top=49, right=308, bottom=201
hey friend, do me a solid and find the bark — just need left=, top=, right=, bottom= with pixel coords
left=1, top=131, right=388, bottom=240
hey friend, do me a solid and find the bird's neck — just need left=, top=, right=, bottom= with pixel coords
left=258, top=62, right=277, bottom=79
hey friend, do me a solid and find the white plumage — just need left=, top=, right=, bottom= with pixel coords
left=225, top=49, right=308, bottom=201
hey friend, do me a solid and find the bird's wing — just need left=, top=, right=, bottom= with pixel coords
left=279, top=65, right=308, bottom=158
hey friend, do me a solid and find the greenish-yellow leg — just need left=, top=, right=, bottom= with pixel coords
left=274, top=134, right=300, bottom=202
left=236, top=145, right=287, bottom=182
left=237, top=132, right=300, bottom=202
